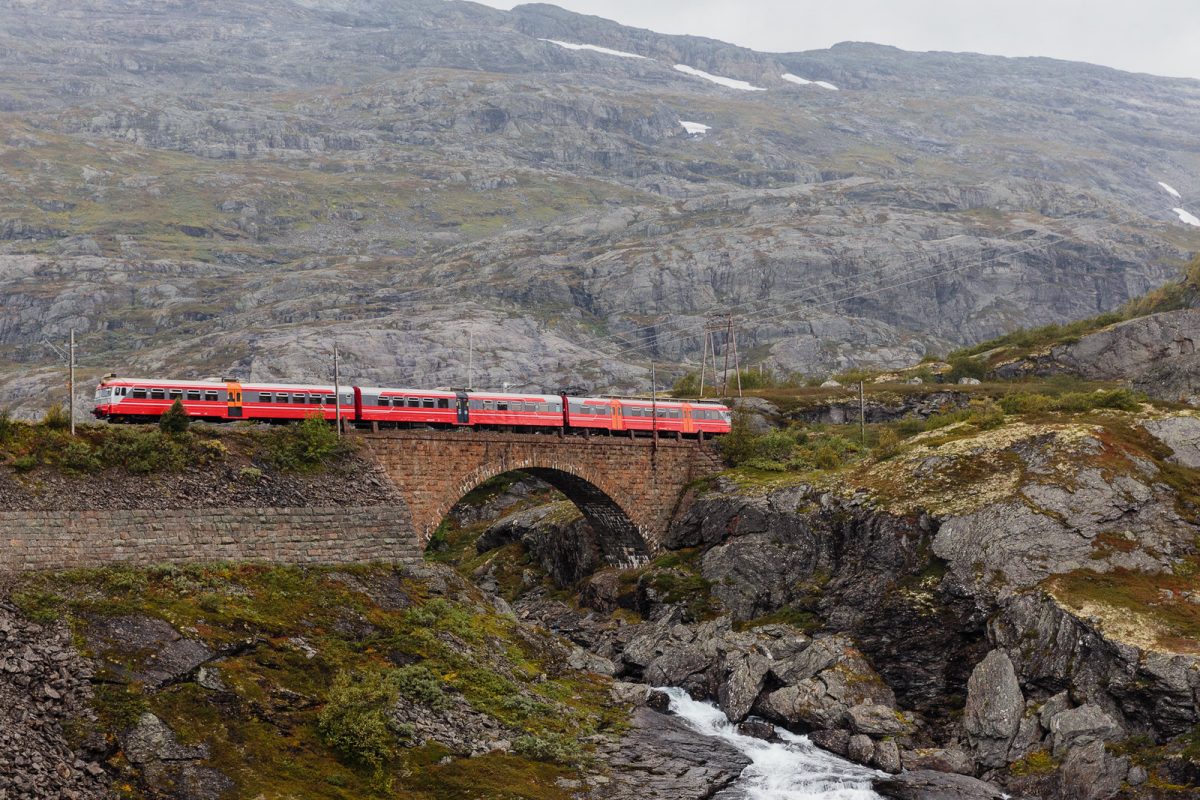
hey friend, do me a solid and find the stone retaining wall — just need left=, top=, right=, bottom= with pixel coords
left=0, top=505, right=420, bottom=571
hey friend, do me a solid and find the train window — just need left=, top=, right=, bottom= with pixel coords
left=275, top=394, right=287, bottom=404
left=325, top=395, right=335, bottom=405
left=437, top=398, right=449, bottom=409
left=186, top=390, right=201, bottom=401
left=470, top=400, right=482, bottom=410
left=132, top=388, right=147, bottom=399
left=257, top=392, right=271, bottom=403
left=422, top=398, right=435, bottom=409
left=498, top=402, right=510, bottom=411
left=168, top=389, right=183, bottom=400
left=308, top=394, right=322, bottom=405
left=204, top=391, right=218, bottom=402
left=150, top=388, right=165, bottom=400
left=405, top=398, right=417, bottom=408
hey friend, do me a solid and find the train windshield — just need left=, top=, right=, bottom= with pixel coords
left=95, top=387, right=111, bottom=400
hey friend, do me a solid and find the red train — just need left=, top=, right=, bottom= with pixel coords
left=91, top=376, right=733, bottom=438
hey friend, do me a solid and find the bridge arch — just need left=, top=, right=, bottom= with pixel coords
left=437, top=465, right=651, bottom=566
left=363, top=431, right=724, bottom=559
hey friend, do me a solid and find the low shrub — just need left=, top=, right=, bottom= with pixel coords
left=41, top=404, right=70, bottom=430
left=97, top=428, right=187, bottom=473
left=946, top=354, right=987, bottom=382
left=513, top=733, right=583, bottom=765
left=59, top=439, right=100, bottom=472
left=998, top=393, right=1056, bottom=414
left=0, top=408, right=17, bottom=444
left=318, top=668, right=401, bottom=776
left=269, top=413, right=346, bottom=470
left=158, top=399, right=191, bottom=434
left=873, top=428, right=902, bottom=460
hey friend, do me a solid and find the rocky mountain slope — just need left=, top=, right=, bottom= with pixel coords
left=0, top=0, right=1198, bottom=416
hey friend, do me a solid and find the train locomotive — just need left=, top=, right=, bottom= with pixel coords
left=91, top=376, right=733, bottom=438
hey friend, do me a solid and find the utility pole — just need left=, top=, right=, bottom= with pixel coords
left=333, top=345, right=342, bottom=438
left=859, top=381, right=866, bottom=445
left=43, top=331, right=76, bottom=436
left=731, top=323, right=742, bottom=399
left=651, top=360, right=658, bottom=448
left=467, top=330, right=474, bottom=390
left=698, top=330, right=710, bottom=398
left=69, top=329, right=76, bottom=436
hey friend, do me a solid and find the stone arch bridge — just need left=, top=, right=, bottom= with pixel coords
left=364, top=431, right=723, bottom=562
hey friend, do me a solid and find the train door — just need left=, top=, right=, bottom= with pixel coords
left=226, top=381, right=244, bottom=419
left=610, top=398, right=625, bottom=431
left=456, top=392, right=470, bottom=425
left=682, top=403, right=695, bottom=434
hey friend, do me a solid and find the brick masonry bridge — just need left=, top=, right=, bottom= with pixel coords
left=364, top=430, right=724, bottom=562
left=1, top=430, right=723, bottom=572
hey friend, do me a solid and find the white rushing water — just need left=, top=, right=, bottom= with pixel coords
left=662, top=687, right=884, bottom=800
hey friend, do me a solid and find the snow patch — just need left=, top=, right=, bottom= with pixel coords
left=1173, top=208, right=1200, bottom=227
left=781, top=73, right=812, bottom=85
left=540, top=39, right=646, bottom=59
left=1159, top=181, right=1182, bottom=199
left=673, top=64, right=766, bottom=92
left=679, top=120, right=710, bottom=135
left=814, top=80, right=839, bottom=91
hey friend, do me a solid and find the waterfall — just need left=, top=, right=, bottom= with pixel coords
left=660, top=687, right=884, bottom=800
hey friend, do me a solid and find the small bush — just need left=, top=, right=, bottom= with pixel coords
left=318, top=669, right=401, bottom=775
left=0, top=408, right=17, bottom=444
left=391, top=665, right=449, bottom=711
left=999, top=393, right=1056, bottom=414
left=813, top=445, right=841, bottom=470
left=967, top=401, right=1005, bottom=430
left=41, top=404, right=70, bottom=430
left=98, top=429, right=187, bottom=473
left=13, top=454, right=37, bottom=472
left=513, top=733, right=583, bottom=765
left=873, top=428, right=902, bottom=460
left=270, top=413, right=345, bottom=470
left=196, top=439, right=227, bottom=463
left=238, top=466, right=262, bottom=481
left=59, top=439, right=100, bottom=472
left=159, top=399, right=191, bottom=434
left=946, top=354, right=987, bottom=382
left=671, top=372, right=699, bottom=397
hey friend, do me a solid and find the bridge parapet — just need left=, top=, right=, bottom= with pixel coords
left=362, top=431, right=722, bottom=557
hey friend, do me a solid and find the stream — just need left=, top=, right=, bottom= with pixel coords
left=661, top=687, right=884, bottom=800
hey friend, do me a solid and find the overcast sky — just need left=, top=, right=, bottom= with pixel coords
left=475, top=0, right=1200, bottom=80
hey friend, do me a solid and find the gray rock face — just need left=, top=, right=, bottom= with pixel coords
left=901, top=747, right=975, bottom=775
left=1, top=1, right=1199, bottom=410
left=1047, top=703, right=1124, bottom=757
left=1056, top=739, right=1129, bottom=800
left=595, top=706, right=751, bottom=800
left=86, top=614, right=215, bottom=688
left=1141, top=415, right=1200, bottom=468
left=963, top=649, right=1025, bottom=767
left=121, top=713, right=231, bottom=800
left=874, top=770, right=1015, bottom=800
left=995, top=309, right=1200, bottom=405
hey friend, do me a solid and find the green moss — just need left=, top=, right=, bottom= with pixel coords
left=14, top=564, right=616, bottom=799
left=732, top=606, right=819, bottom=633
left=1008, top=749, right=1059, bottom=776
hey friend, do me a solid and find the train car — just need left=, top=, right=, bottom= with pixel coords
left=355, top=386, right=462, bottom=429
left=466, top=391, right=564, bottom=431
left=93, top=375, right=733, bottom=438
left=93, top=376, right=352, bottom=424
left=562, top=395, right=732, bottom=437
